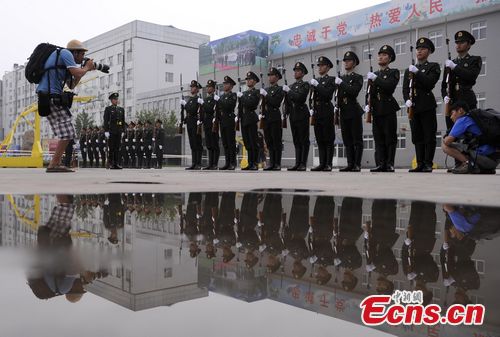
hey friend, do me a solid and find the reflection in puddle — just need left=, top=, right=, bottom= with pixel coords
left=1, top=192, right=499, bottom=337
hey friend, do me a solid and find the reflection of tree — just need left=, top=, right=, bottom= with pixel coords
left=75, top=111, right=95, bottom=136
left=75, top=195, right=93, bottom=220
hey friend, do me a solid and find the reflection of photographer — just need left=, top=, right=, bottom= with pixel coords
left=442, top=101, right=499, bottom=174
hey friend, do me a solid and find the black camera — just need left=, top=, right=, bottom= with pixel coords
left=82, top=57, right=110, bottom=73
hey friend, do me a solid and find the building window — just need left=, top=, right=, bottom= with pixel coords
left=100, top=77, right=106, bottom=90
left=363, top=135, right=374, bottom=149
left=126, top=49, right=133, bottom=62
left=471, top=21, right=486, bottom=41
left=397, top=133, right=406, bottom=149
left=165, top=54, right=174, bottom=64
left=428, top=30, right=443, bottom=48
left=107, top=56, right=113, bottom=66
left=394, top=38, right=406, bottom=55
left=117, top=53, right=123, bottom=64
left=126, top=69, right=133, bottom=81
left=362, top=44, right=375, bottom=62
left=480, top=57, right=486, bottom=76
left=108, top=74, right=114, bottom=86
left=127, top=106, right=132, bottom=118
left=476, top=92, right=486, bottom=109
left=335, top=144, right=346, bottom=158
left=126, top=88, right=133, bottom=99
left=164, top=268, right=172, bottom=278
left=117, top=71, right=123, bottom=84
left=165, top=72, right=174, bottom=83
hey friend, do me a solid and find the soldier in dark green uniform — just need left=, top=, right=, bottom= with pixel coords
left=336, top=51, right=364, bottom=172
left=135, top=121, right=144, bottom=169
left=365, top=45, right=400, bottom=172
left=120, top=123, right=129, bottom=168
left=154, top=119, right=165, bottom=169
left=103, top=193, right=125, bottom=244
left=182, top=80, right=203, bottom=170
left=441, top=30, right=482, bottom=172
left=98, top=126, right=107, bottom=168
left=86, top=127, right=94, bottom=167
left=79, top=128, right=88, bottom=168
left=403, top=38, right=441, bottom=173
left=143, top=120, right=154, bottom=169
left=238, top=71, right=261, bottom=170
left=261, top=67, right=285, bottom=171
left=126, top=122, right=136, bottom=168
left=309, top=56, right=336, bottom=171
left=284, top=62, right=310, bottom=171
left=103, top=92, right=125, bottom=169
left=217, top=76, right=237, bottom=170
left=202, top=80, right=220, bottom=170
left=91, top=126, right=100, bottom=168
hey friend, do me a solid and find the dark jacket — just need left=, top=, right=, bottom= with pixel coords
left=286, top=79, right=310, bottom=122
left=103, top=105, right=125, bottom=134
left=338, top=72, right=364, bottom=119
left=370, top=68, right=400, bottom=117
left=403, top=61, right=441, bottom=113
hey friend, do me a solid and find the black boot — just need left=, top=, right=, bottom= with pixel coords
left=311, top=146, right=325, bottom=171
left=409, top=144, right=425, bottom=172
left=288, top=147, right=300, bottom=171
left=385, top=145, right=396, bottom=172
left=273, top=150, right=282, bottom=171
left=193, top=150, right=202, bottom=170
left=220, top=151, right=229, bottom=170
left=212, top=148, right=220, bottom=169
left=351, top=145, right=362, bottom=172
left=323, top=146, right=333, bottom=171
left=297, top=145, right=309, bottom=171
left=250, top=149, right=259, bottom=170
left=340, top=146, right=354, bottom=172
left=264, top=151, right=275, bottom=170
left=203, top=150, right=213, bottom=170
left=423, top=143, right=435, bottom=172
left=185, top=151, right=196, bottom=170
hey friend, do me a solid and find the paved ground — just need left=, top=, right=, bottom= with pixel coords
left=1, top=168, right=499, bottom=206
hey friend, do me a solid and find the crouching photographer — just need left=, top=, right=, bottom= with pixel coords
left=36, top=39, right=95, bottom=172
left=441, top=101, right=499, bottom=174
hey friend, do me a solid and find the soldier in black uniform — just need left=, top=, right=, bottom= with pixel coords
left=154, top=119, right=165, bottom=169
left=120, top=123, right=129, bottom=168
left=79, top=128, right=88, bottom=168
left=310, top=56, right=336, bottom=171
left=126, top=122, right=136, bottom=168
left=403, top=38, right=441, bottom=173
left=284, top=62, right=310, bottom=171
left=202, top=80, right=220, bottom=170
left=260, top=67, right=285, bottom=171
left=182, top=80, right=204, bottom=170
left=86, top=127, right=94, bottom=167
left=336, top=52, right=364, bottom=172
left=103, top=193, right=125, bottom=244
left=215, top=191, right=237, bottom=263
left=98, top=126, right=107, bottom=168
left=283, top=195, right=310, bottom=279
left=441, top=31, right=482, bottom=172
left=366, top=45, right=400, bottom=172
left=103, top=93, right=125, bottom=169
left=91, top=126, right=100, bottom=168
left=135, top=121, right=144, bottom=169
left=217, top=76, right=237, bottom=170
left=237, top=71, right=261, bottom=170
left=143, top=120, right=154, bottom=169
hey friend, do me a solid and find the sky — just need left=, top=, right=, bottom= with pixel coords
left=0, top=0, right=386, bottom=75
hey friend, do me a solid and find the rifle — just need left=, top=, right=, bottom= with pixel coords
left=235, top=62, right=241, bottom=131
left=212, top=60, right=220, bottom=134
left=178, top=74, right=185, bottom=134
left=281, top=53, right=289, bottom=129
left=196, top=71, right=203, bottom=135
left=309, top=47, right=316, bottom=125
left=408, top=28, right=416, bottom=121
left=365, top=34, right=373, bottom=124
left=259, top=60, right=266, bottom=130
left=444, top=18, right=452, bottom=117
left=334, top=41, right=341, bottom=126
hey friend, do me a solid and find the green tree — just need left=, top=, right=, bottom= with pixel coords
left=75, top=111, right=95, bottom=136
left=136, top=109, right=178, bottom=137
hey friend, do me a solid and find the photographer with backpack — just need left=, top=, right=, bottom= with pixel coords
left=35, top=39, right=94, bottom=172
left=442, top=101, right=500, bottom=174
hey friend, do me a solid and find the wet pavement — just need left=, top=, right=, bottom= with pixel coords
left=1, top=191, right=499, bottom=337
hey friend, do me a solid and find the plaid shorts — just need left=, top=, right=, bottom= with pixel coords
left=46, top=102, right=75, bottom=140
left=46, top=203, right=76, bottom=238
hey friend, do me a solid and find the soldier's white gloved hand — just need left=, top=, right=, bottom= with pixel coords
left=443, top=277, right=455, bottom=287
left=309, top=109, right=314, bottom=116
left=405, top=100, right=413, bottom=108
left=258, top=114, right=264, bottom=120
left=282, top=84, right=290, bottom=92
left=180, top=99, right=187, bottom=106
left=214, top=94, right=220, bottom=101
left=334, top=107, right=339, bottom=114
left=335, top=77, right=343, bottom=85
left=197, top=98, right=204, bottom=105
left=234, top=116, right=239, bottom=122
left=444, top=96, right=450, bottom=104
left=309, top=78, right=319, bottom=87
left=367, top=72, right=377, bottom=81
left=237, top=92, right=243, bottom=98
left=445, top=59, right=457, bottom=70
left=404, top=238, right=412, bottom=246
left=364, top=105, right=371, bottom=113
left=260, top=88, right=267, bottom=96
left=212, top=118, right=216, bottom=123
left=197, top=120, right=202, bottom=125
left=409, top=65, right=419, bottom=73
left=104, top=132, right=110, bottom=138
left=133, top=138, right=136, bottom=142
left=148, top=145, right=152, bottom=150
left=159, top=145, right=162, bottom=150
left=125, top=146, right=129, bottom=150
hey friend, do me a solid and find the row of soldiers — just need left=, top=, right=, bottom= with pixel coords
left=182, top=29, right=481, bottom=173
left=78, top=93, right=166, bottom=169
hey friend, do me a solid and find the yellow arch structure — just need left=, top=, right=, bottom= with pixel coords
left=0, top=96, right=94, bottom=168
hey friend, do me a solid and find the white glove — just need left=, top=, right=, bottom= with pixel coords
left=309, top=78, right=319, bottom=87
left=334, top=258, right=342, bottom=266
left=196, top=120, right=202, bottom=125
left=260, top=88, right=267, bottom=96
left=104, top=132, right=110, bottom=138
left=148, top=145, right=152, bottom=150
left=309, top=255, right=318, bottom=264
left=125, top=146, right=129, bottom=150
left=309, top=109, right=314, bottom=116
left=212, top=118, right=216, bottom=123
left=84, top=142, right=87, bottom=145
left=444, top=96, right=450, bottom=104
left=366, top=263, right=376, bottom=272
left=259, top=244, right=267, bottom=253
left=197, top=98, right=204, bottom=105
left=214, top=94, right=220, bottom=101
left=180, top=99, right=187, bottom=106
left=140, top=146, right=143, bottom=150
left=409, top=65, right=418, bottom=73
left=282, top=85, right=290, bottom=92
left=334, top=107, right=339, bottom=114
left=364, top=105, right=371, bottom=113
left=159, top=145, right=162, bottom=150
left=152, top=138, right=155, bottom=141
left=281, top=249, right=289, bottom=257
left=443, top=277, right=455, bottom=287
left=133, top=138, right=136, bottom=142
left=367, top=72, right=377, bottom=81
left=442, top=242, right=449, bottom=250
left=258, top=114, right=264, bottom=120
left=125, top=138, right=128, bottom=142
left=404, top=238, right=412, bottom=246
left=405, top=100, right=413, bottom=108
left=234, top=116, right=239, bottom=123
left=445, top=59, right=457, bottom=70
left=236, top=242, right=243, bottom=249
left=335, top=77, right=343, bottom=85
left=407, top=272, right=417, bottom=281
left=237, top=92, right=243, bottom=98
